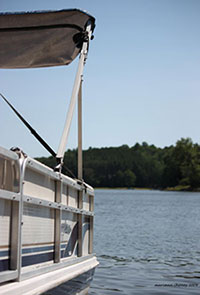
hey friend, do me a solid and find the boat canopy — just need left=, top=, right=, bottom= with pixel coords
left=0, top=9, right=95, bottom=69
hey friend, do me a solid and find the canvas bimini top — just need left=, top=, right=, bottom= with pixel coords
left=0, top=9, right=95, bottom=68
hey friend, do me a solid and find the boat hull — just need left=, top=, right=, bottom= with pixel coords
left=0, top=256, right=98, bottom=295
left=43, top=268, right=95, bottom=295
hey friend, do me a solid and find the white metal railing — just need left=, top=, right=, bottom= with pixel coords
left=0, top=147, right=94, bottom=284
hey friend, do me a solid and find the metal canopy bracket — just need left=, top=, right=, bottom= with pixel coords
left=55, top=21, right=92, bottom=174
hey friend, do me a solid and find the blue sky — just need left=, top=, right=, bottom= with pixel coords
left=1, top=0, right=200, bottom=157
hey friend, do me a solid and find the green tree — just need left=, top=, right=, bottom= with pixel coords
left=35, top=138, right=200, bottom=190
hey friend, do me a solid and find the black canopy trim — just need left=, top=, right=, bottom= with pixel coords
left=0, top=23, right=83, bottom=33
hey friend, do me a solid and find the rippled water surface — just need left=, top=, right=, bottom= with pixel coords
left=90, top=189, right=200, bottom=294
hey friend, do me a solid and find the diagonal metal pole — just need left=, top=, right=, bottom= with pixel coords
left=56, top=22, right=92, bottom=169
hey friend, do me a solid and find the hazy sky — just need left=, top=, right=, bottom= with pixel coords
left=1, top=0, right=200, bottom=157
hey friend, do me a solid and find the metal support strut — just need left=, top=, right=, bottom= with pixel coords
left=56, top=21, right=92, bottom=172
left=78, top=79, right=83, bottom=181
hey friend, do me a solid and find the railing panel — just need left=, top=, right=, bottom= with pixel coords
left=61, top=211, right=78, bottom=258
left=23, top=167, right=55, bottom=202
left=0, top=158, right=20, bottom=193
left=22, top=203, right=55, bottom=267
left=62, top=183, right=68, bottom=206
left=82, top=216, right=90, bottom=256
left=68, top=187, right=78, bottom=208
left=89, top=195, right=94, bottom=212
left=83, top=192, right=90, bottom=211
left=0, top=199, right=11, bottom=272
left=0, top=148, right=20, bottom=283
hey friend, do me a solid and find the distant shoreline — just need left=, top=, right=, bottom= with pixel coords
left=94, top=187, right=152, bottom=190
left=94, top=186, right=200, bottom=192
left=36, top=138, right=200, bottom=192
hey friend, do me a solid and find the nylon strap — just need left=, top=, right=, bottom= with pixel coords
left=0, top=92, right=56, bottom=157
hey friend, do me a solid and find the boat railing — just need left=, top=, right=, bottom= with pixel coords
left=0, top=146, right=94, bottom=284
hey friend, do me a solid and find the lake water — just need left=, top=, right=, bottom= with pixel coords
left=90, top=189, right=200, bottom=295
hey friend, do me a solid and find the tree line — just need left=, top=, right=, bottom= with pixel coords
left=35, top=138, right=200, bottom=191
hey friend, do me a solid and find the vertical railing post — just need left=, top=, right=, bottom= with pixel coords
left=89, top=195, right=94, bottom=254
left=54, top=178, right=62, bottom=263
left=10, top=201, right=20, bottom=271
left=89, top=216, right=94, bottom=254
left=16, top=157, right=27, bottom=281
left=77, top=189, right=83, bottom=257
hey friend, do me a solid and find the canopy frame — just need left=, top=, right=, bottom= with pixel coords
left=55, top=21, right=92, bottom=175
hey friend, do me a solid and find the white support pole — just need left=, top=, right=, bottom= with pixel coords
left=78, top=79, right=83, bottom=180
left=56, top=23, right=92, bottom=165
